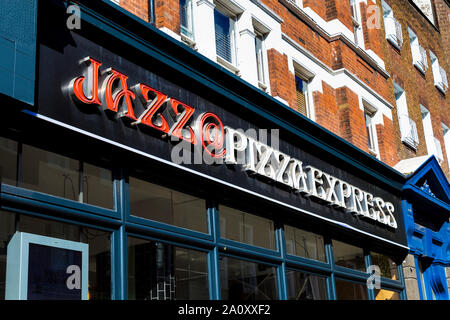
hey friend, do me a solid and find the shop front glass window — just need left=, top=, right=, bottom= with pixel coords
left=129, top=177, right=207, bottom=233
left=219, top=205, right=275, bottom=250
left=286, top=270, right=328, bottom=300
left=333, top=240, right=365, bottom=271
left=128, top=237, right=209, bottom=300
left=284, top=225, right=326, bottom=262
left=370, top=252, right=399, bottom=280
left=220, top=256, right=277, bottom=300
left=17, top=214, right=111, bottom=299
left=2, top=212, right=111, bottom=300
left=20, top=144, right=114, bottom=209
left=335, top=279, right=368, bottom=300
left=21, top=144, right=80, bottom=200
left=82, top=163, right=114, bottom=209
left=374, top=288, right=401, bottom=300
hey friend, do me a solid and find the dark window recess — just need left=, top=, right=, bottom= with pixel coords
left=129, top=177, right=208, bottom=233
left=286, top=270, right=328, bottom=300
left=128, top=237, right=209, bottom=300
left=20, top=144, right=114, bottom=208
left=220, top=256, right=278, bottom=300
left=335, top=279, right=368, bottom=300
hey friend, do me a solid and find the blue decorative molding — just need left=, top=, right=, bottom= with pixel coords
left=402, top=155, right=450, bottom=300
left=420, top=180, right=436, bottom=198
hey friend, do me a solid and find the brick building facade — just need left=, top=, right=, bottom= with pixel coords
left=116, top=0, right=449, bottom=179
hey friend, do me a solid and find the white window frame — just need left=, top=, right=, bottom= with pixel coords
left=381, top=0, right=403, bottom=49
left=420, top=105, right=443, bottom=162
left=254, top=31, right=267, bottom=90
left=350, top=0, right=364, bottom=48
left=429, top=50, right=448, bottom=94
left=292, top=60, right=316, bottom=120
left=408, top=27, right=428, bottom=74
left=394, top=83, right=419, bottom=150
left=213, top=1, right=241, bottom=73
left=363, top=102, right=380, bottom=157
left=180, top=0, right=195, bottom=43
left=252, top=19, right=270, bottom=92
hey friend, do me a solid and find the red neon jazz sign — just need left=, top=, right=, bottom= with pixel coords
left=70, top=57, right=225, bottom=158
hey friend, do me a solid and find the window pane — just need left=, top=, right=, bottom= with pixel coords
left=220, top=256, right=277, bottom=300
left=333, top=240, right=365, bottom=271
left=295, top=76, right=307, bottom=115
left=370, top=252, right=399, bottom=280
left=17, top=214, right=111, bottom=299
left=0, top=210, right=16, bottom=300
left=83, top=163, right=114, bottom=209
left=214, top=8, right=232, bottom=63
left=0, top=136, right=17, bottom=186
left=286, top=270, right=328, bottom=300
left=180, top=0, right=193, bottom=37
left=335, top=279, right=368, bottom=300
left=285, top=225, right=326, bottom=262
left=374, top=288, right=401, bottom=300
left=219, top=205, right=275, bottom=250
left=255, top=35, right=264, bottom=83
left=365, top=112, right=375, bottom=151
left=21, top=144, right=80, bottom=201
left=20, top=144, right=114, bottom=209
left=128, top=237, right=209, bottom=300
left=129, top=177, right=207, bottom=233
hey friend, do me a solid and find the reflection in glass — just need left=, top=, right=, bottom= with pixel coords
left=20, top=144, right=114, bottom=208
left=21, top=144, right=80, bottom=200
left=286, top=270, right=328, bottom=300
left=219, top=205, right=275, bottom=250
left=0, top=136, right=17, bottom=186
left=128, top=237, right=209, bottom=300
left=285, top=225, right=326, bottom=262
left=375, top=288, right=401, bottom=300
left=129, top=177, right=207, bottom=233
left=83, top=163, right=113, bottom=209
left=370, top=252, right=398, bottom=280
left=220, top=256, right=277, bottom=300
left=17, top=214, right=111, bottom=299
left=335, top=279, right=368, bottom=300
left=333, top=240, right=365, bottom=271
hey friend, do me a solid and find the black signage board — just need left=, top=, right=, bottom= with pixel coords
left=27, top=244, right=82, bottom=300
left=34, top=0, right=407, bottom=255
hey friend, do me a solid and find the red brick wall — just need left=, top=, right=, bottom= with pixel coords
left=434, top=0, right=450, bottom=85
left=303, top=0, right=327, bottom=20
left=314, top=82, right=340, bottom=136
left=333, top=0, right=353, bottom=31
left=377, top=115, right=399, bottom=166
left=337, top=87, right=369, bottom=152
left=360, top=1, right=383, bottom=58
left=277, top=4, right=391, bottom=102
left=155, top=0, right=181, bottom=33
left=120, top=0, right=150, bottom=22
left=267, top=48, right=297, bottom=110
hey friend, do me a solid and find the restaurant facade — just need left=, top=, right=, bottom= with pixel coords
left=0, top=0, right=446, bottom=300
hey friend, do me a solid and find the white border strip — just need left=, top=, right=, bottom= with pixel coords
left=23, top=110, right=409, bottom=251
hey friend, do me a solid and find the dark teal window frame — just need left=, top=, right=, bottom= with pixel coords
left=0, top=133, right=406, bottom=300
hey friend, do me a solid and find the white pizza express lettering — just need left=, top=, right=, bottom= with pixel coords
left=69, top=56, right=397, bottom=229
